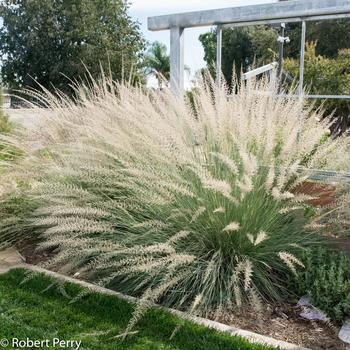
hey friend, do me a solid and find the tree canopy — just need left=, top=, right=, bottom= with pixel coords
left=0, top=0, right=145, bottom=95
left=284, top=42, right=350, bottom=135
left=283, top=20, right=350, bottom=60
left=199, top=26, right=278, bottom=83
left=199, top=21, right=350, bottom=131
left=144, top=41, right=170, bottom=89
left=199, top=20, right=350, bottom=82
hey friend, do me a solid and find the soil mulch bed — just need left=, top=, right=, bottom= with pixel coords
left=16, top=237, right=55, bottom=265
left=293, top=182, right=337, bottom=207
left=16, top=237, right=350, bottom=350
left=216, top=306, right=350, bottom=350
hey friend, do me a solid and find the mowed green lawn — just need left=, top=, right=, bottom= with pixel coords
left=0, top=269, right=276, bottom=350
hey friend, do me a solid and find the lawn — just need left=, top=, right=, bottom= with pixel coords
left=0, top=269, right=276, bottom=350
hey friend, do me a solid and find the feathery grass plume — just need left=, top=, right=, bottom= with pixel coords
left=213, top=207, right=225, bottom=214
left=278, top=252, right=305, bottom=276
left=1, top=74, right=350, bottom=333
left=223, top=222, right=241, bottom=232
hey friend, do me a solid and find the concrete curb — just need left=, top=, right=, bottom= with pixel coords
left=3, top=263, right=310, bottom=350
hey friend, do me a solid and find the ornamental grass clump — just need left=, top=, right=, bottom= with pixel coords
left=2, top=76, right=350, bottom=330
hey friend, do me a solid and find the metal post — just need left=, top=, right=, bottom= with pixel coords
left=170, top=27, right=184, bottom=94
left=297, top=20, right=307, bottom=141
left=216, top=25, right=222, bottom=84
left=299, top=20, right=306, bottom=96
left=277, top=23, right=285, bottom=79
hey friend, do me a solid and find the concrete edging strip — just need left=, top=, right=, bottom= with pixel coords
left=5, top=263, right=310, bottom=350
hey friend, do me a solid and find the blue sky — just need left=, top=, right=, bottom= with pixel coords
left=129, top=0, right=278, bottom=87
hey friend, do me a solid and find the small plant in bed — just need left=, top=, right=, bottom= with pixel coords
left=292, top=247, right=350, bottom=323
left=2, top=75, right=350, bottom=333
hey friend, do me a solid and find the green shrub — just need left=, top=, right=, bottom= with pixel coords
left=3, top=77, right=350, bottom=332
left=284, top=42, right=350, bottom=133
left=291, top=247, right=350, bottom=323
left=0, top=114, right=11, bottom=134
left=0, top=192, right=39, bottom=249
left=0, top=87, right=11, bottom=133
left=0, top=87, right=16, bottom=163
left=0, top=88, right=31, bottom=247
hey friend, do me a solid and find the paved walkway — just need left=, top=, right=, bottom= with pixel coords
left=0, top=247, right=25, bottom=273
left=6, top=109, right=40, bottom=129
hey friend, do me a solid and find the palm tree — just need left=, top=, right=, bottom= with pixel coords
left=144, top=41, right=170, bottom=89
left=144, top=41, right=190, bottom=89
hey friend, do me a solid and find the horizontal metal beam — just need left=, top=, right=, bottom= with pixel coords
left=308, top=169, right=350, bottom=183
left=307, top=95, right=350, bottom=100
left=242, top=62, right=278, bottom=80
left=148, top=0, right=350, bottom=31
left=280, top=94, right=350, bottom=100
left=261, top=165, right=350, bottom=183
left=306, top=95, right=350, bottom=100
left=222, top=13, right=350, bottom=29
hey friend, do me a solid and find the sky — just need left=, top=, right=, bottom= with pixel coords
left=129, top=0, right=278, bottom=87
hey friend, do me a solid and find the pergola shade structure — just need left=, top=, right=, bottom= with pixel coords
left=147, top=0, right=350, bottom=183
left=148, top=0, right=350, bottom=95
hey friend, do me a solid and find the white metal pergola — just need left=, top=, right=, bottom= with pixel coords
left=147, top=0, right=350, bottom=184
left=148, top=0, right=350, bottom=97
